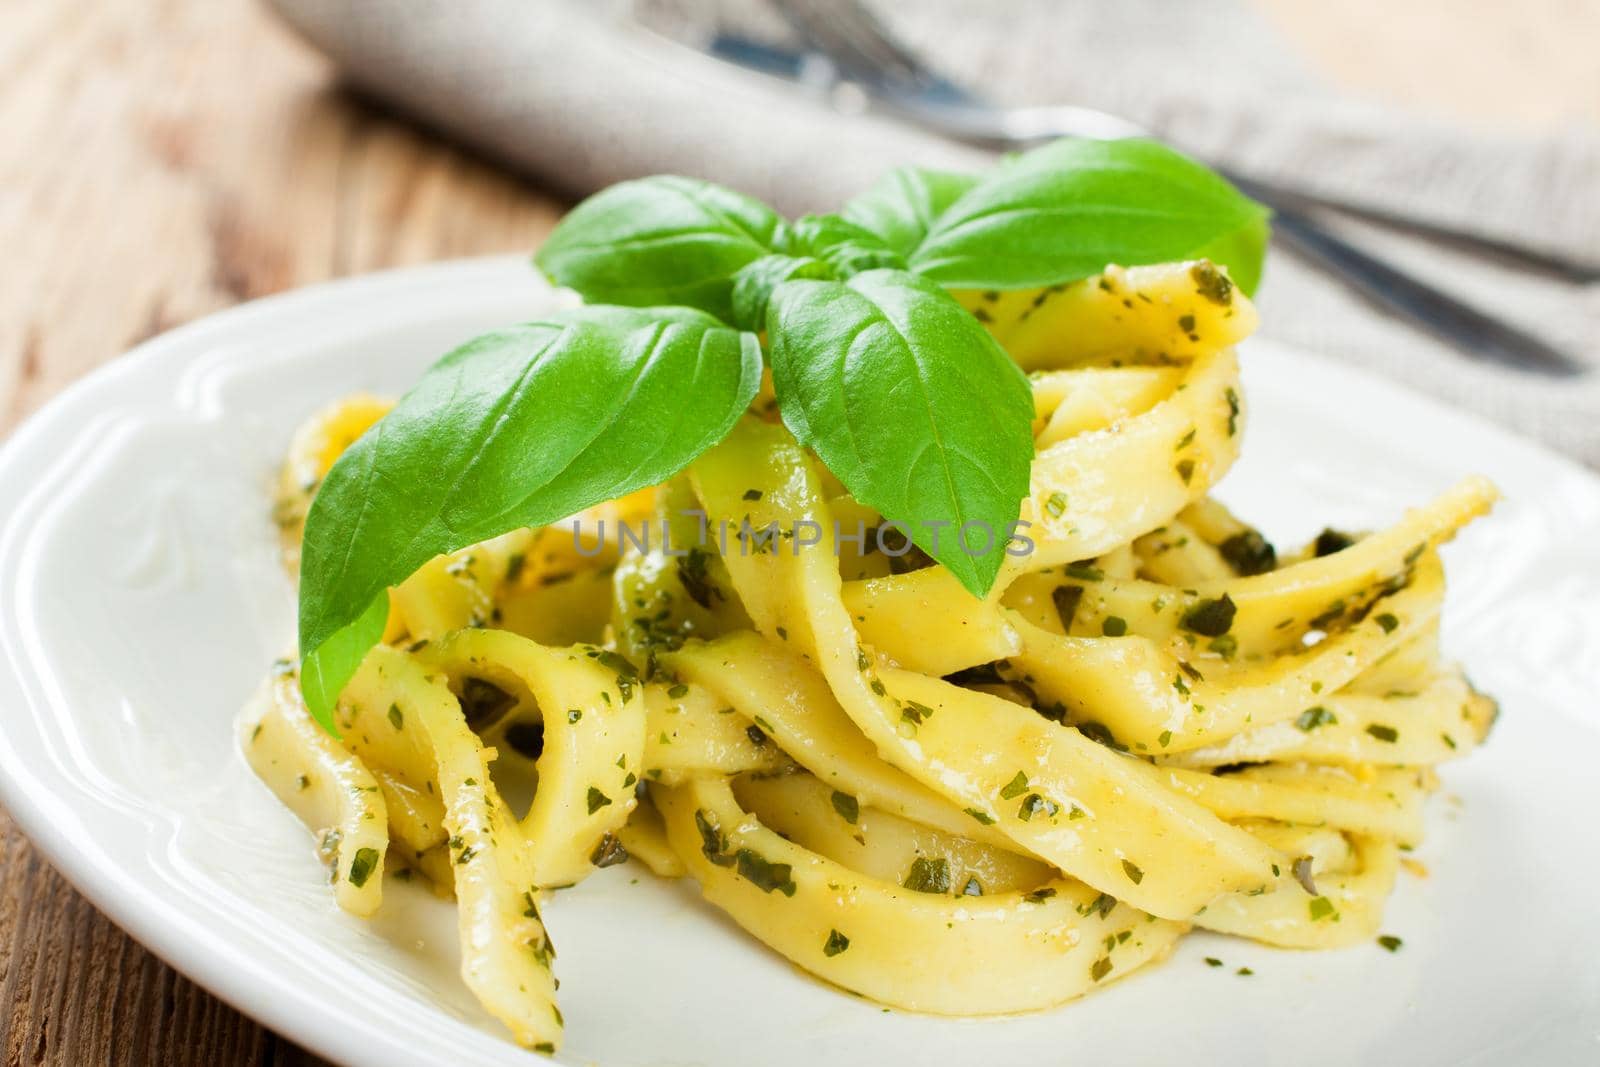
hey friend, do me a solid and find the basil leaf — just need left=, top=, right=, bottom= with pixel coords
left=841, top=166, right=979, bottom=260
left=1190, top=210, right=1270, bottom=295
left=298, top=306, right=762, bottom=730
left=767, top=269, right=1033, bottom=597
left=908, top=139, right=1269, bottom=291
left=731, top=254, right=830, bottom=332
left=780, top=214, right=905, bottom=277
left=534, top=176, right=783, bottom=322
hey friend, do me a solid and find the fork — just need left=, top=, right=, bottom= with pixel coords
left=765, top=0, right=1583, bottom=377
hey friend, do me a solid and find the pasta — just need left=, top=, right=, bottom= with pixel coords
left=244, top=260, right=1497, bottom=1052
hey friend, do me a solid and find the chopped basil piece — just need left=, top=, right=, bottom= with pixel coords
left=1017, top=793, right=1053, bottom=821
left=736, top=849, right=797, bottom=896
left=1181, top=594, right=1236, bottom=637
left=831, top=791, right=860, bottom=824
left=1158, top=729, right=1172, bottom=748
left=1377, top=935, right=1403, bottom=953
left=590, top=832, right=629, bottom=868
left=1375, top=612, right=1400, bottom=633
left=963, top=807, right=996, bottom=825
left=903, top=857, right=952, bottom=894
left=1076, top=721, right=1127, bottom=752
left=1314, top=528, right=1355, bottom=556
left=1101, top=616, right=1128, bottom=637
left=742, top=489, right=763, bottom=501
left=1081, top=892, right=1117, bottom=919
left=1296, top=705, right=1337, bottom=731
left=695, top=809, right=735, bottom=867
left=667, top=683, right=689, bottom=699
left=823, top=929, right=850, bottom=956
left=1204, top=956, right=1223, bottom=967
left=586, top=786, right=613, bottom=814
left=1308, top=895, right=1337, bottom=921
left=1218, top=530, right=1276, bottom=575
left=677, top=548, right=722, bottom=609
left=1237, top=966, right=1253, bottom=976
left=1024, top=886, right=1056, bottom=903
left=1122, top=859, right=1144, bottom=884
left=1365, top=723, right=1399, bottom=743
left=1175, top=458, right=1196, bottom=485
left=1191, top=262, right=1234, bottom=305
left=999, top=771, right=1030, bottom=799
left=347, top=847, right=379, bottom=888
left=1044, top=491, right=1068, bottom=518
left=1063, top=562, right=1104, bottom=582
left=1090, top=957, right=1112, bottom=982
left=387, top=703, right=404, bottom=730
left=503, top=552, right=526, bottom=584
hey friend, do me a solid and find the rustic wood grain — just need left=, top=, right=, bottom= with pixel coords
left=0, top=2, right=562, bottom=1064
left=0, top=0, right=1588, bottom=1064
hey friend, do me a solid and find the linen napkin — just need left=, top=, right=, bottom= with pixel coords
left=267, top=0, right=1600, bottom=466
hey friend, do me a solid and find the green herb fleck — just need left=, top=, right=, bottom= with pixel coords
left=590, top=832, right=629, bottom=868
left=736, top=849, right=797, bottom=896
left=347, top=847, right=379, bottom=888
left=1296, top=705, right=1337, bottom=731
left=999, top=771, right=1030, bottom=799
left=1181, top=594, right=1236, bottom=637
left=1365, top=723, right=1399, bottom=743
left=903, top=857, right=952, bottom=894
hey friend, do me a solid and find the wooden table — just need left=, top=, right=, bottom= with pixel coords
left=0, top=1, right=1590, bottom=1063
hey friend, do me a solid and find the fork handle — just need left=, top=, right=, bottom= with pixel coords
left=1257, top=197, right=1581, bottom=376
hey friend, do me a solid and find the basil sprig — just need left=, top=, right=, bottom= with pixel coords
left=298, top=137, right=1267, bottom=730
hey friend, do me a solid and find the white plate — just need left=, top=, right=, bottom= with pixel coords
left=2, top=256, right=1598, bottom=1067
